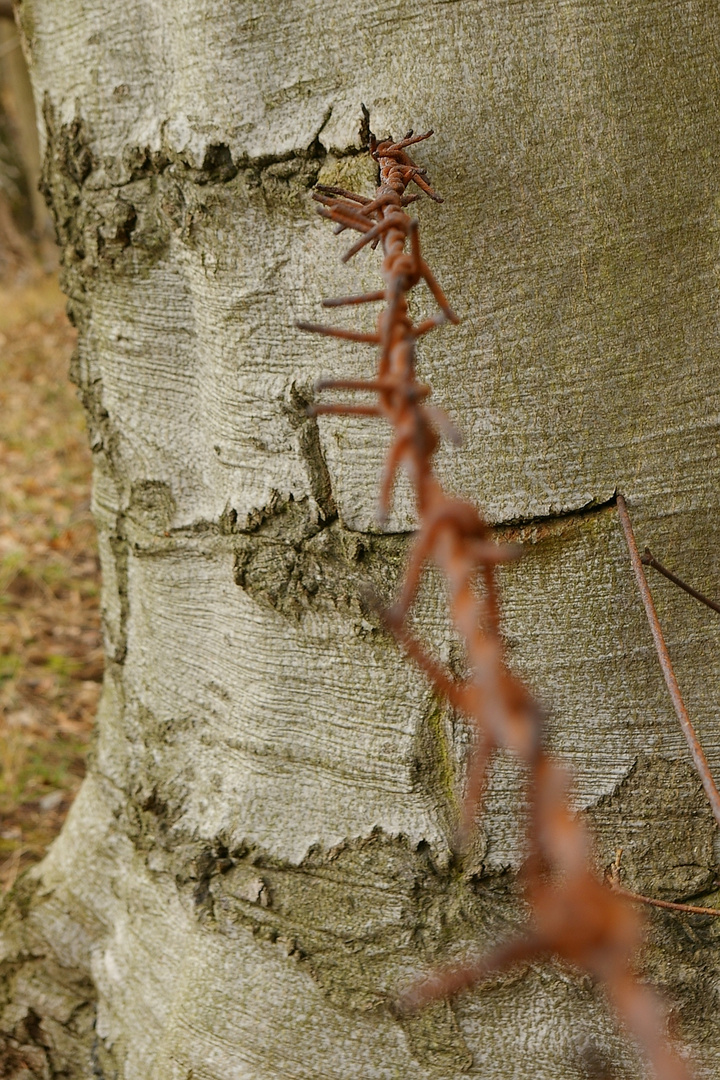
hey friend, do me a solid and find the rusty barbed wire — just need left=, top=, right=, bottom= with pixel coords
left=297, top=129, right=692, bottom=1080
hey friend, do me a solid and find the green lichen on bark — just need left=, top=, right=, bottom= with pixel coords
left=164, top=827, right=521, bottom=1071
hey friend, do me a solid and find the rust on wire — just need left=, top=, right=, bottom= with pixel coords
left=297, top=130, right=692, bottom=1080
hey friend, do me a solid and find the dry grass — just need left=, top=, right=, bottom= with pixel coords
left=0, top=269, right=101, bottom=892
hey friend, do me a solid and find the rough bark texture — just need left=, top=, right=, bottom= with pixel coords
left=2, top=2, right=720, bottom=1077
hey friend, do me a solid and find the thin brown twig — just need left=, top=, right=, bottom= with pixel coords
left=616, top=493, right=720, bottom=829
left=611, top=883, right=720, bottom=919
left=606, top=852, right=720, bottom=916
left=642, top=547, right=720, bottom=616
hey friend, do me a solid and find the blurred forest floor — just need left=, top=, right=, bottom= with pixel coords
left=0, top=268, right=101, bottom=892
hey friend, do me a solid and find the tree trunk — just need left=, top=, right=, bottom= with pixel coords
left=3, top=2, right=720, bottom=1077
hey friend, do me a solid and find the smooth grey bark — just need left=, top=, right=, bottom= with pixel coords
left=2, top=2, right=720, bottom=1078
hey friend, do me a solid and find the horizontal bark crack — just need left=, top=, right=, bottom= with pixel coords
left=42, top=93, right=355, bottom=194
left=493, top=491, right=619, bottom=543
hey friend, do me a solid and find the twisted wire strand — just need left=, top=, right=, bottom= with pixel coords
left=297, top=130, right=691, bottom=1080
